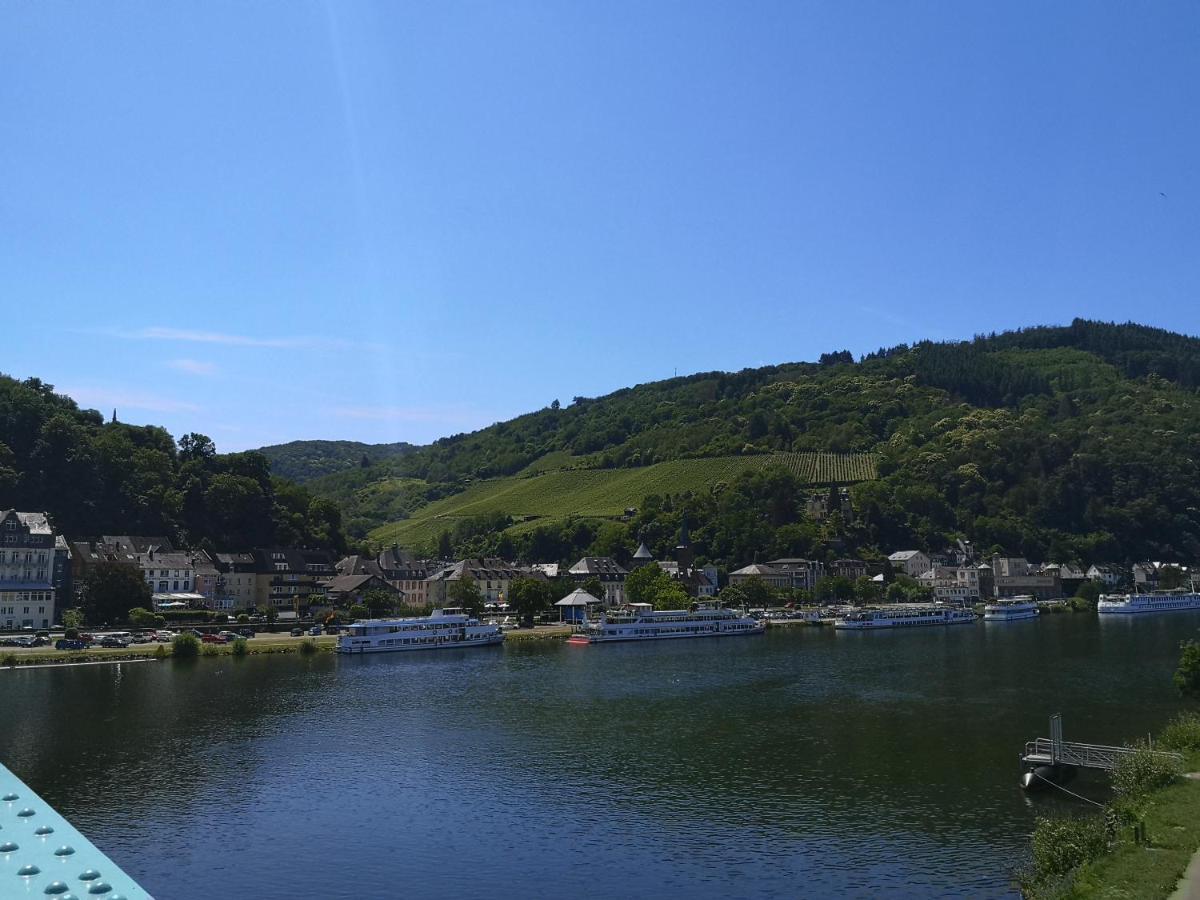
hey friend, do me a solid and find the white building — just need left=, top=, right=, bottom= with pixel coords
left=888, top=550, right=931, bottom=578
left=0, top=510, right=57, bottom=630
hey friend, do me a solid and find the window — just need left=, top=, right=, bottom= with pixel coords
left=159, top=581, right=168, bottom=591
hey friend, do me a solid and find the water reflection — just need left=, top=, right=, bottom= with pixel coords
left=1, top=612, right=1196, bottom=898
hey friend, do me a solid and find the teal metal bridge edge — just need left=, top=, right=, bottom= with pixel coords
left=1, top=762, right=152, bottom=899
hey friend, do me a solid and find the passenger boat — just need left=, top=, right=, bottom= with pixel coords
left=566, top=601, right=764, bottom=645
left=833, top=605, right=977, bottom=630
left=1097, top=592, right=1200, bottom=615
left=336, top=608, right=504, bottom=654
left=984, top=596, right=1040, bottom=621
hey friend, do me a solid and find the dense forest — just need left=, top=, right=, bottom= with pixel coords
left=283, top=320, right=1200, bottom=567
left=255, top=439, right=417, bottom=482
left=0, top=375, right=346, bottom=552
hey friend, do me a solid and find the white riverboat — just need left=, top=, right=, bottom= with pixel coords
left=337, top=608, right=504, bottom=654
left=834, top=605, right=977, bottom=630
left=984, top=596, right=1040, bottom=622
left=567, top=601, right=764, bottom=645
left=1097, top=592, right=1200, bottom=615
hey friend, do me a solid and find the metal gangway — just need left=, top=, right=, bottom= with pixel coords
left=1021, top=714, right=1183, bottom=772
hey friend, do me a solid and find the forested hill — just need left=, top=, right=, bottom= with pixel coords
left=307, top=319, right=1200, bottom=566
left=254, top=439, right=418, bottom=482
left=0, top=376, right=346, bottom=552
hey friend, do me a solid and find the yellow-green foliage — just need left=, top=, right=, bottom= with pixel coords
left=369, top=452, right=875, bottom=547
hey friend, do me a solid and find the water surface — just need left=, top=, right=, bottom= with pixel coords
left=2, top=612, right=1197, bottom=898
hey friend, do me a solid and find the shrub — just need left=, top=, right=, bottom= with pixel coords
left=172, top=633, right=200, bottom=659
left=2, top=654, right=16, bottom=668
left=64, top=627, right=79, bottom=640
left=1158, top=712, right=1200, bottom=753
left=1175, top=640, right=1200, bottom=698
left=201, top=643, right=220, bottom=657
left=1029, top=814, right=1109, bottom=882
left=298, top=638, right=318, bottom=656
left=231, top=638, right=248, bottom=657
left=1111, top=745, right=1180, bottom=801
left=153, top=644, right=168, bottom=659
left=236, top=613, right=249, bottom=624
left=128, top=606, right=157, bottom=628
left=348, top=604, right=368, bottom=621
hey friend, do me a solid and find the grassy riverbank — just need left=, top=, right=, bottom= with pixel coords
left=1022, top=714, right=1200, bottom=899
left=1, top=634, right=340, bottom=666
left=1, top=626, right=573, bottom=667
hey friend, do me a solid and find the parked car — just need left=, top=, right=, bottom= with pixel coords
left=217, top=630, right=241, bottom=642
left=130, top=632, right=152, bottom=644
left=99, top=635, right=130, bottom=648
left=154, top=630, right=176, bottom=642
left=309, top=625, right=323, bottom=636
left=238, top=627, right=255, bottom=637
left=201, top=633, right=227, bottom=644
left=55, top=638, right=89, bottom=651
left=290, top=627, right=304, bottom=637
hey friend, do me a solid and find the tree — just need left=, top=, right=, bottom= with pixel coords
left=653, top=580, right=692, bottom=611
left=1075, top=580, right=1102, bottom=604
left=814, top=576, right=856, bottom=604
left=448, top=577, right=484, bottom=617
left=738, top=575, right=776, bottom=609
left=177, top=432, right=216, bottom=462
left=349, top=604, right=368, bottom=620
left=437, top=530, right=454, bottom=560
left=510, top=577, right=554, bottom=626
left=1175, top=640, right=1200, bottom=698
left=855, top=576, right=881, bottom=604
left=82, top=562, right=152, bottom=625
left=61, top=608, right=84, bottom=631
left=265, top=606, right=278, bottom=624
left=128, top=607, right=157, bottom=629
left=625, top=564, right=669, bottom=606
left=1160, top=566, right=1187, bottom=590
left=581, top=576, right=605, bottom=601
left=362, top=589, right=396, bottom=618
left=718, top=584, right=748, bottom=608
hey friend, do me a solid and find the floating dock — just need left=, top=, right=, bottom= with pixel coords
left=1020, top=714, right=1182, bottom=790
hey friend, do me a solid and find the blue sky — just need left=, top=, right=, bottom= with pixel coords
left=4, top=1, right=1198, bottom=451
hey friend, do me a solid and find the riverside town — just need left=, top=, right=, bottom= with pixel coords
left=6, top=3, right=1200, bottom=898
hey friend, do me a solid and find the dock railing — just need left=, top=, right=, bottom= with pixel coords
left=1022, top=736, right=1183, bottom=772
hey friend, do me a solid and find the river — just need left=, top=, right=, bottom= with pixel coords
left=2, top=611, right=1197, bottom=899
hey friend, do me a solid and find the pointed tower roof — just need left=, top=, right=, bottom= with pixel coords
left=633, top=542, right=653, bottom=560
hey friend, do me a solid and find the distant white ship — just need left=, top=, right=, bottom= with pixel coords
left=984, top=596, right=1040, bottom=622
left=567, top=602, right=764, bottom=645
left=834, top=606, right=977, bottom=630
left=337, top=608, right=504, bottom=654
left=1097, top=592, right=1200, bottom=615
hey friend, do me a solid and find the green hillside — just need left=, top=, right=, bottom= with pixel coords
left=369, top=452, right=877, bottom=548
left=305, top=320, right=1200, bottom=568
left=254, top=439, right=417, bottom=482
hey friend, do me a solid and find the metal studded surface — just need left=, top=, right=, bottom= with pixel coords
left=0, top=763, right=151, bottom=899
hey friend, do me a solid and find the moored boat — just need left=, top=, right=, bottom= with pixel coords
left=337, top=608, right=504, bottom=653
left=834, top=605, right=977, bottom=630
left=984, top=596, right=1040, bottom=621
left=1097, top=592, right=1200, bottom=615
left=567, top=601, right=764, bottom=645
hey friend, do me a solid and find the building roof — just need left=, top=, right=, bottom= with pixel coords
left=337, top=555, right=385, bottom=578
left=555, top=588, right=602, bottom=607
left=888, top=550, right=925, bottom=561
left=633, top=542, right=653, bottom=559
left=1, top=511, right=52, bottom=535
left=731, top=563, right=783, bottom=577
left=568, top=556, right=628, bottom=577
left=322, top=574, right=395, bottom=595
